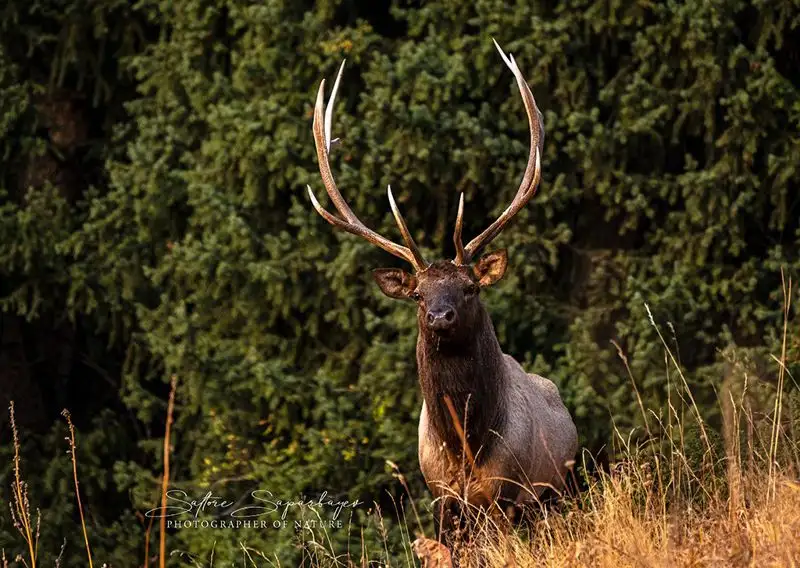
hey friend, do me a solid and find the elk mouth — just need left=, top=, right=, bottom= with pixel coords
left=429, top=325, right=457, bottom=339
left=426, top=321, right=461, bottom=343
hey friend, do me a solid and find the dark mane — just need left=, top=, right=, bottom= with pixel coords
left=416, top=294, right=507, bottom=462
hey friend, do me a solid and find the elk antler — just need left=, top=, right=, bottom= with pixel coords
left=453, top=39, right=545, bottom=265
left=307, top=61, right=429, bottom=272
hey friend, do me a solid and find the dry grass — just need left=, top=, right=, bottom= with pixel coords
left=159, top=375, right=178, bottom=568
left=4, top=377, right=799, bottom=568
left=446, top=461, right=800, bottom=568
left=7, top=400, right=39, bottom=568
left=62, top=409, right=94, bottom=568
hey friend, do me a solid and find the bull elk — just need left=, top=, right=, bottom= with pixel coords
left=307, top=41, right=578, bottom=558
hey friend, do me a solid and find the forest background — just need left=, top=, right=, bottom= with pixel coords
left=0, top=0, right=799, bottom=565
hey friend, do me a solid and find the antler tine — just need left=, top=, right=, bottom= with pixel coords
left=388, top=186, right=429, bottom=270
left=454, top=40, right=545, bottom=264
left=324, top=60, right=346, bottom=153
left=453, top=193, right=466, bottom=265
left=308, top=61, right=428, bottom=272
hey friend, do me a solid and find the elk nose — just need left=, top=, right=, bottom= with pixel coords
left=426, top=307, right=456, bottom=330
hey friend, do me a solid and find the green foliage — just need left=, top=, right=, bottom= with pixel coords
left=0, top=0, right=798, bottom=564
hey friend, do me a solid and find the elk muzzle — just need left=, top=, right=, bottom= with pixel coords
left=426, top=306, right=457, bottom=332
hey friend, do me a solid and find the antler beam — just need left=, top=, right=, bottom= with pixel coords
left=453, top=39, right=545, bottom=265
left=307, top=61, right=429, bottom=272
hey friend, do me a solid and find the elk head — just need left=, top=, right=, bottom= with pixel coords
left=307, top=40, right=544, bottom=345
left=372, top=254, right=508, bottom=345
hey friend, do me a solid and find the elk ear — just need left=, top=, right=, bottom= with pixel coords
left=473, top=249, right=508, bottom=287
left=372, top=268, right=418, bottom=300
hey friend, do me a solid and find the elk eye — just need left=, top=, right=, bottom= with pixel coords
left=464, top=285, right=479, bottom=298
left=411, top=291, right=422, bottom=301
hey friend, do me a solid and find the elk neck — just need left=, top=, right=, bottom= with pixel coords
left=416, top=303, right=507, bottom=463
